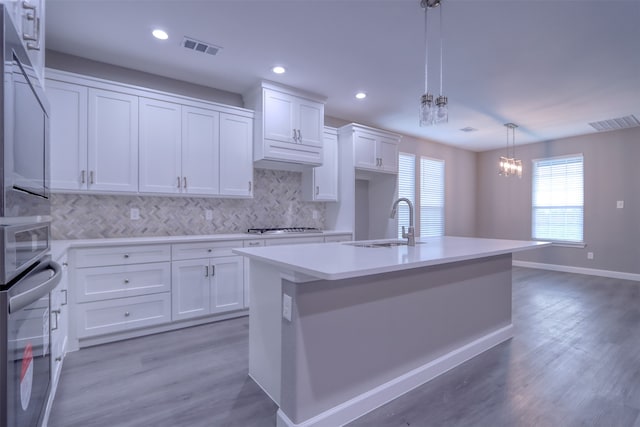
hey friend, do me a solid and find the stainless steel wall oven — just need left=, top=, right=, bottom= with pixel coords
left=0, top=6, right=60, bottom=427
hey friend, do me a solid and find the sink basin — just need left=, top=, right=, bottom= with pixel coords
left=344, top=240, right=426, bottom=248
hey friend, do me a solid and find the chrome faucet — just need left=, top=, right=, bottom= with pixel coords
left=390, top=198, right=416, bottom=246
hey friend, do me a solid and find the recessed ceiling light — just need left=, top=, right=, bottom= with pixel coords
left=152, top=29, right=169, bottom=40
left=355, top=92, right=367, bottom=100
left=272, top=66, right=286, bottom=74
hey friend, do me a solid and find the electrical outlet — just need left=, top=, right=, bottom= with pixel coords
left=130, top=208, right=140, bottom=220
left=587, top=252, right=594, bottom=260
left=617, top=200, right=624, bottom=209
left=282, top=294, right=292, bottom=322
left=205, top=209, right=213, bottom=221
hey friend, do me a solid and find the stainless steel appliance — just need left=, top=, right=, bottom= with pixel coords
left=247, top=227, right=322, bottom=235
left=0, top=6, right=59, bottom=427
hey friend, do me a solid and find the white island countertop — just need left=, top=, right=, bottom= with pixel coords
left=234, top=236, right=550, bottom=280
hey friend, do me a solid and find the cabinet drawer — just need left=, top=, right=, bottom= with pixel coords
left=75, top=263, right=171, bottom=303
left=243, top=239, right=265, bottom=248
left=75, top=245, right=170, bottom=268
left=172, top=241, right=242, bottom=260
left=76, top=293, right=171, bottom=339
left=265, top=236, right=324, bottom=246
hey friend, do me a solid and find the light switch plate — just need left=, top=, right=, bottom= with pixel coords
left=130, top=208, right=140, bottom=220
left=616, top=200, right=624, bottom=209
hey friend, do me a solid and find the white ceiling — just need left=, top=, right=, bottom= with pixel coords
left=45, top=0, right=640, bottom=152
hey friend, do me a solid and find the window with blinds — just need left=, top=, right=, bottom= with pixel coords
left=532, top=154, right=584, bottom=243
left=397, top=153, right=415, bottom=239
left=420, top=157, right=445, bottom=237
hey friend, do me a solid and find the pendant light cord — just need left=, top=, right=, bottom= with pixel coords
left=439, top=3, right=443, bottom=96
left=424, top=5, right=429, bottom=93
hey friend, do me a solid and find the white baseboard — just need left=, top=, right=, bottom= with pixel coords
left=512, top=260, right=640, bottom=282
left=276, top=324, right=514, bottom=427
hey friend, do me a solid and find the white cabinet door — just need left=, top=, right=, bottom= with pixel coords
left=219, top=113, right=253, bottom=197
left=139, top=97, right=182, bottom=194
left=210, top=256, right=244, bottom=313
left=263, top=88, right=296, bottom=143
left=87, top=88, right=139, bottom=192
left=354, top=132, right=378, bottom=170
left=182, top=106, right=220, bottom=195
left=302, top=128, right=338, bottom=201
left=297, top=98, right=324, bottom=148
left=378, top=137, right=399, bottom=173
left=171, top=259, right=211, bottom=321
left=46, top=79, right=88, bottom=190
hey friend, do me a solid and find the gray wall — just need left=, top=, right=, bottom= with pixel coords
left=398, top=135, right=477, bottom=237
left=476, top=127, right=640, bottom=274
left=46, top=50, right=243, bottom=107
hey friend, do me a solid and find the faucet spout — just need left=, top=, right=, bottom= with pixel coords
left=390, top=198, right=416, bottom=246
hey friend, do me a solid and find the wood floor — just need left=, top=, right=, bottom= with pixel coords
left=49, top=268, right=640, bottom=427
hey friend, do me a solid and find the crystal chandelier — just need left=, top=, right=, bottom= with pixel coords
left=419, top=0, right=448, bottom=127
left=498, top=123, right=522, bottom=178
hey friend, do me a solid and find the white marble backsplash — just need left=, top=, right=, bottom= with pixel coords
left=51, top=169, right=326, bottom=239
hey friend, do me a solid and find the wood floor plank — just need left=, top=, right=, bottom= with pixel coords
left=50, top=268, right=640, bottom=427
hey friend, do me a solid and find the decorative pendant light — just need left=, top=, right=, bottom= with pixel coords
left=498, top=123, right=523, bottom=178
left=419, top=0, right=448, bottom=127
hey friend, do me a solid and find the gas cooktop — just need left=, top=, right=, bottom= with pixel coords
left=247, top=227, right=322, bottom=235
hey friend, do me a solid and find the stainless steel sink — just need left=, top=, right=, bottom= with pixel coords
left=344, top=240, right=426, bottom=248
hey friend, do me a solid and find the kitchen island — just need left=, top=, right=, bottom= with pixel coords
left=234, top=236, right=549, bottom=427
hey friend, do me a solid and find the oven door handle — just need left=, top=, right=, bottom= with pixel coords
left=8, top=261, right=62, bottom=313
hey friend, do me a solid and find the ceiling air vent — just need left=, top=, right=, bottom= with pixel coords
left=182, top=37, right=222, bottom=56
left=460, top=127, right=477, bottom=133
left=588, top=115, right=640, bottom=132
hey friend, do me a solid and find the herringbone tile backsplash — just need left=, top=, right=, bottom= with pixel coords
left=51, top=169, right=326, bottom=239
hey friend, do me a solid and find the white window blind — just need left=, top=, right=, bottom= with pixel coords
left=397, top=153, right=415, bottom=239
left=532, top=154, right=584, bottom=243
left=420, top=157, right=444, bottom=237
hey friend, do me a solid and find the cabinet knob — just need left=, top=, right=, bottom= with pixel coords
left=124, top=279, right=129, bottom=284
left=124, top=254, right=130, bottom=259
left=55, top=356, right=62, bottom=362
left=124, top=311, right=130, bottom=317
left=207, top=248, right=212, bottom=253
left=316, top=186, right=320, bottom=196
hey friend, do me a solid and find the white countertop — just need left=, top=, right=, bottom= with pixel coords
left=50, top=230, right=352, bottom=261
left=234, top=236, right=551, bottom=280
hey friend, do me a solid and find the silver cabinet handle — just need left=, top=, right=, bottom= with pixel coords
left=207, top=248, right=212, bottom=253
left=61, top=289, right=68, bottom=306
left=81, top=170, right=86, bottom=184
left=51, top=309, right=61, bottom=331
left=297, top=129, right=302, bottom=142
left=123, top=254, right=130, bottom=259
left=177, top=176, right=181, bottom=188
left=248, top=181, right=252, bottom=192
left=55, top=356, right=62, bottom=362
left=210, top=265, right=215, bottom=276
left=292, top=129, right=298, bottom=142
left=380, top=158, right=383, bottom=167
left=248, top=242, right=260, bottom=247
left=124, top=311, right=130, bottom=317
left=124, top=279, right=129, bottom=284
left=22, top=2, right=41, bottom=50
left=183, top=176, right=187, bottom=189
left=316, top=186, right=320, bottom=196
left=204, top=266, right=209, bottom=277
left=90, top=171, right=95, bottom=184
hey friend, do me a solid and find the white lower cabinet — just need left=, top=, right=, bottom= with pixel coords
left=72, top=245, right=172, bottom=340
left=171, top=242, right=244, bottom=321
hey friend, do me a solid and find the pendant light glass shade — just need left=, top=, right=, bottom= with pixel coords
left=419, top=0, right=447, bottom=127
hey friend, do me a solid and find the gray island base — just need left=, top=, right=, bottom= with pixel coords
left=235, top=236, right=549, bottom=426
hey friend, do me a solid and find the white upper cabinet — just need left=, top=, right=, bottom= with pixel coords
left=47, top=79, right=88, bottom=191
left=345, top=124, right=401, bottom=174
left=219, top=113, right=253, bottom=197
left=245, top=81, right=326, bottom=167
left=182, top=106, right=220, bottom=196
left=139, top=98, right=182, bottom=194
left=46, top=69, right=254, bottom=197
left=88, top=88, right=139, bottom=192
left=302, top=127, right=338, bottom=202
